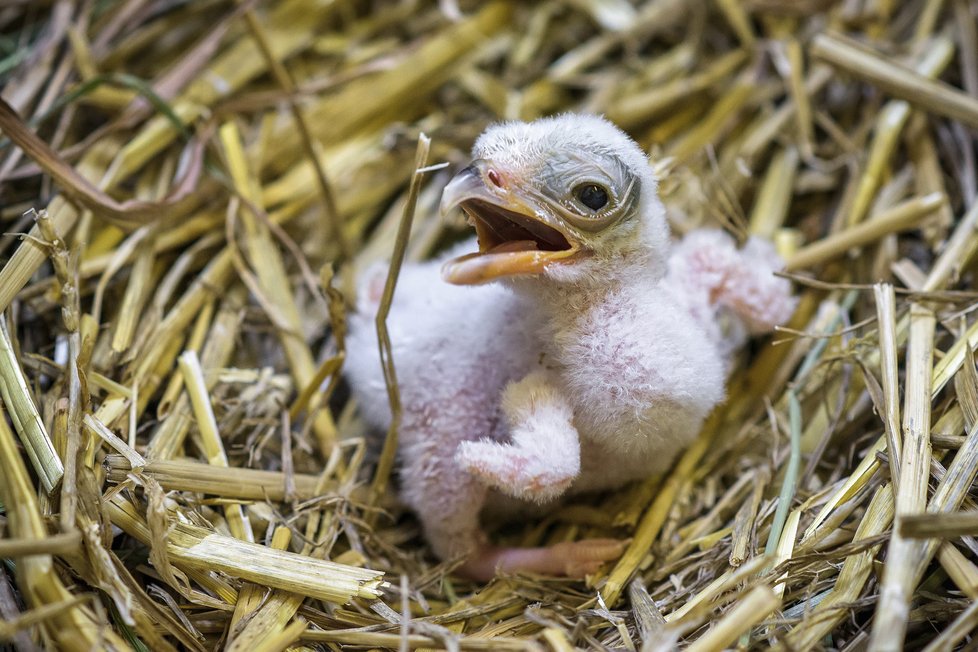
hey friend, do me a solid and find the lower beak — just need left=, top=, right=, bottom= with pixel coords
left=439, top=162, right=583, bottom=285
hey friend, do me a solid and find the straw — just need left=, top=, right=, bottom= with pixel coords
left=3, top=2, right=978, bottom=648
left=868, top=304, right=935, bottom=650
left=812, top=33, right=978, bottom=129
left=0, top=316, right=62, bottom=492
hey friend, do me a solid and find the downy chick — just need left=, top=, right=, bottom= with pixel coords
left=346, top=115, right=795, bottom=580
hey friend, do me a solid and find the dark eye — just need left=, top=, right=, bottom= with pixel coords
left=575, top=184, right=609, bottom=211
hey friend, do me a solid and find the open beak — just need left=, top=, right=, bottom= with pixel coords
left=439, top=160, right=583, bottom=285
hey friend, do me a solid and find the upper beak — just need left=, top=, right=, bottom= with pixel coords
left=439, top=160, right=583, bottom=285
left=439, top=162, right=497, bottom=217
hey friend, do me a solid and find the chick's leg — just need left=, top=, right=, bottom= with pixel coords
left=402, top=441, right=490, bottom=560
left=459, top=539, right=627, bottom=582
left=407, top=446, right=623, bottom=581
left=455, top=371, right=579, bottom=503
left=405, top=376, right=621, bottom=581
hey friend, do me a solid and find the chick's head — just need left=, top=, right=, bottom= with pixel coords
left=441, top=114, right=669, bottom=286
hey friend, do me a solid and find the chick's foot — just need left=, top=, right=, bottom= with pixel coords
left=457, top=538, right=627, bottom=581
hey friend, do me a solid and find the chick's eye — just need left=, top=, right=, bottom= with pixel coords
left=575, top=184, right=609, bottom=211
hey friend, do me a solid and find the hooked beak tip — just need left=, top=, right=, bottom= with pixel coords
left=440, top=162, right=493, bottom=217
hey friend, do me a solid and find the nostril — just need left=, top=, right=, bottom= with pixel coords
left=487, top=169, right=502, bottom=188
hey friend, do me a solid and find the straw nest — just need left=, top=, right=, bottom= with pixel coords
left=2, top=0, right=978, bottom=650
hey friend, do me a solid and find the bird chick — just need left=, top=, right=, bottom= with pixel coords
left=346, top=114, right=795, bottom=581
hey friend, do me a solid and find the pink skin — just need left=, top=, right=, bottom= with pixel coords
left=345, top=115, right=796, bottom=580
left=458, top=539, right=628, bottom=582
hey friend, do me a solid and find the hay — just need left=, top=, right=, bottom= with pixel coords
left=1, top=0, right=978, bottom=649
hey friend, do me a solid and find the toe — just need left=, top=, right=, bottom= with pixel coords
left=564, top=560, right=606, bottom=578
left=553, top=538, right=627, bottom=561
left=551, top=538, right=627, bottom=576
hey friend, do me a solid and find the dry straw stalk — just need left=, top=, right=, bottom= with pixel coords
left=4, top=1, right=978, bottom=649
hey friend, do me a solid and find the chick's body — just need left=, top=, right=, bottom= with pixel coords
left=346, top=115, right=794, bottom=579
left=348, top=240, right=722, bottom=490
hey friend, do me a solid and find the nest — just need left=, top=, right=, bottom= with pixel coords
left=1, top=0, right=978, bottom=650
